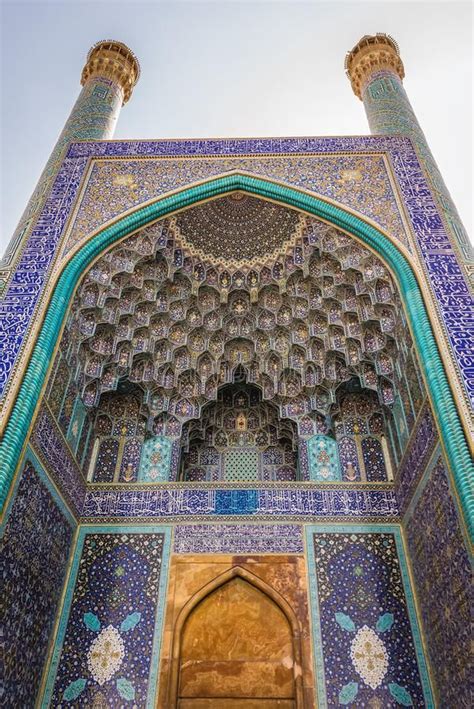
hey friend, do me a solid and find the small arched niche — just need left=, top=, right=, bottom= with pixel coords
left=169, top=567, right=303, bottom=707
left=180, top=380, right=299, bottom=482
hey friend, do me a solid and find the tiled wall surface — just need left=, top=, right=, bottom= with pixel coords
left=1, top=136, right=471, bottom=707
left=35, top=523, right=439, bottom=707
left=405, top=455, right=472, bottom=707
left=42, top=526, right=171, bottom=707
left=306, top=525, right=434, bottom=707
left=0, top=457, right=75, bottom=705
left=1, top=137, right=471, bottom=409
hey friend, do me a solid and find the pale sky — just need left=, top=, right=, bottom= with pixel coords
left=1, top=0, right=472, bottom=256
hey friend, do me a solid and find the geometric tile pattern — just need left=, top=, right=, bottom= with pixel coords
left=181, top=384, right=298, bottom=482
left=224, top=449, right=259, bottom=481
left=405, top=456, right=472, bottom=706
left=69, top=214, right=405, bottom=426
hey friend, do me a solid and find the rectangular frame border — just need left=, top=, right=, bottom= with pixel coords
left=304, top=523, right=434, bottom=708
left=40, top=523, right=172, bottom=708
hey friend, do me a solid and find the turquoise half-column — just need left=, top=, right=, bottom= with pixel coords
left=345, top=33, right=472, bottom=265
left=0, top=40, right=140, bottom=289
left=138, top=437, right=173, bottom=482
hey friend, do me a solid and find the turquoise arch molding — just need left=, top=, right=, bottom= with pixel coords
left=0, top=174, right=472, bottom=539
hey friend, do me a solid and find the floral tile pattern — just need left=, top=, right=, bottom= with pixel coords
left=306, top=526, right=433, bottom=707
left=138, top=436, right=172, bottom=482
left=45, top=527, right=170, bottom=707
left=67, top=153, right=408, bottom=253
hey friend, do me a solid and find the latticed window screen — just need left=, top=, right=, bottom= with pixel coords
left=224, top=449, right=259, bottom=481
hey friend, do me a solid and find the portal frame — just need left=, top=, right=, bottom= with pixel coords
left=0, top=173, right=471, bottom=540
left=168, top=565, right=304, bottom=707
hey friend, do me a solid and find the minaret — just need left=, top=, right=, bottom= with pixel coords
left=345, top=33, right=472, bottom=266
left=1, top=40, right=140, bottom=278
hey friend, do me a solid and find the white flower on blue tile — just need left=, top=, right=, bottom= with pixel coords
left=334, top=610, right=413, bottom=705
left=62, top=610, right=142, bottom=701
left=87, top=625, right=125, bottom=685
left=350, top=625, right=388, bottom=689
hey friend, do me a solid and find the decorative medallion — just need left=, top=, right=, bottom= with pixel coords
left=350, top=625, right=389, bottom=689
left=87, top=624, right=125, bottom=685
left=172, top=193, right=304, bottom=266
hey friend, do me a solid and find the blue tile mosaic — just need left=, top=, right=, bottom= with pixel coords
left=31, top=404, right=86, bottom=517
left=43, top=526, right=171, bottom=708
left=82, top=486, right=398, bottom=519
left=405, top=455, right=471, bottom=706
left=173, top=523, right=304, bottom=554
left=1, top=136, right=472, bottom=411
left=0, top=456, right=75, bottom=705
left=138, top=436, right=172, bottom=482
left=306, top=525, right=434, bottom=707
left=215, top=489, right=259, bottom=515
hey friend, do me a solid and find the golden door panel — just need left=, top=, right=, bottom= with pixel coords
left=179, top=576, right=295, bottom=702
left=157, top=554, right=315, bottom=708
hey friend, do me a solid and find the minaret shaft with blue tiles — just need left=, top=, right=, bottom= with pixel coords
left=0, top=41, right=140, bottom=281
left=346, top=33, right=472, bottom=265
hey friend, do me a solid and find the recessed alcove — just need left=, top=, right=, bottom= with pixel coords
left=180, top=381, right=299, bottom=482
left=43, top=197, right=426, bottom=485
left=177, top=575, right=297, bottom=704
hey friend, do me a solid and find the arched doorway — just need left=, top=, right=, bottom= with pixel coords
left=169, top=567, right=303, bottom=707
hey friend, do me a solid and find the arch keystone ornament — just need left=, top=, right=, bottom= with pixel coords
left=0, top=174, right=472, bottom=541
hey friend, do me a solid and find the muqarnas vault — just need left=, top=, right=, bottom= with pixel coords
left=0, top=35, right=472, bottom=708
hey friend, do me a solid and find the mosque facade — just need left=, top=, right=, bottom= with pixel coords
left=0, top=35, right=472, bottom=707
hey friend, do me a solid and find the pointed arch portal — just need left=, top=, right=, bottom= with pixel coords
left=168, top=565, right=304, bottom=707
left=0, top=173, right=472, bottom=538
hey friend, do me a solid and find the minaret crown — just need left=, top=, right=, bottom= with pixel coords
left=345, top=33, right=405, bottom=99
left=81, top=40, right=140, bottom=104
